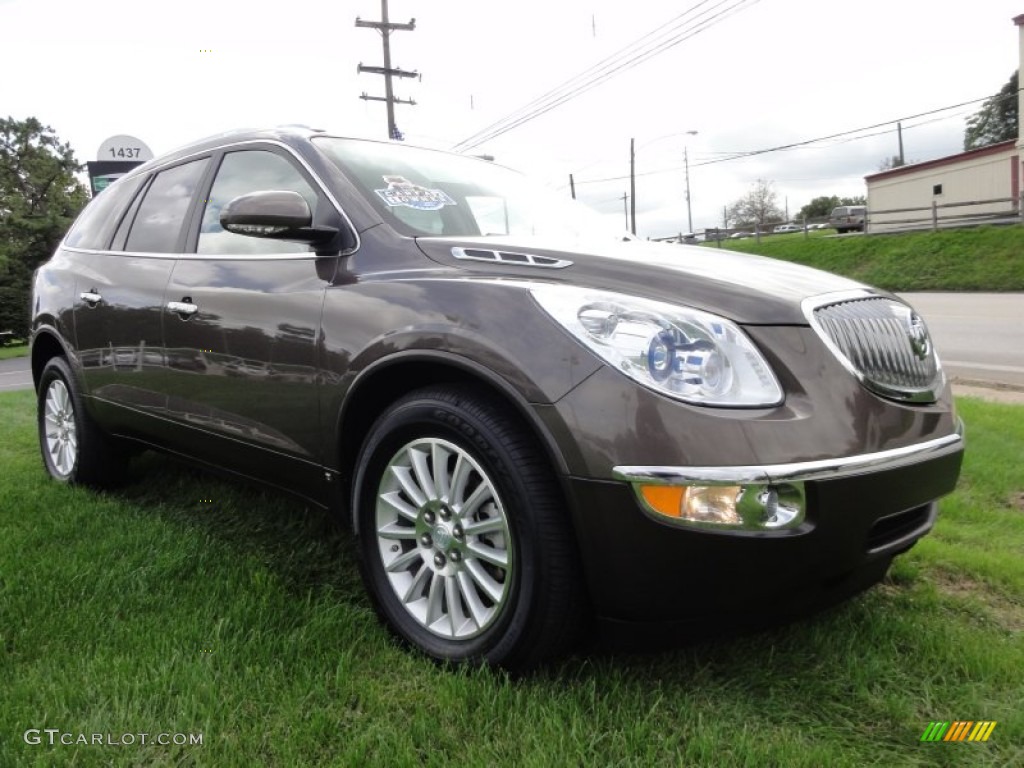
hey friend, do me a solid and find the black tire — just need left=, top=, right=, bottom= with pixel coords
left=352, top=384, right=585, bottom=671
left=37, top=356, right=128, bottom=487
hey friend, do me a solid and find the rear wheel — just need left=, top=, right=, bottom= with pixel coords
left=37, top=357, right=127, bottom=487
left=352, top=385, right=585, bottom=671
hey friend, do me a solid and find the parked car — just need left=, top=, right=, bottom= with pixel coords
left=729, top=231, right=753, bottom=239
left=30, top=127, right=963, bottom=670
left=773, top=223, right=802, bottom=233
left=830, top=205, right=867, bottom=233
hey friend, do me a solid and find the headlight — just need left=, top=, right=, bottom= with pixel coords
left=531, top=285, right=783, bottom=407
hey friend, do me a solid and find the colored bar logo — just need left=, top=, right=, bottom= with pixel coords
left=920, top=721, right=997, bottom=742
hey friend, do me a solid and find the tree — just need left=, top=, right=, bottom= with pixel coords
left=964, top=70, right=1019, bottom=150
left=0, top=117, right=88, bottom=337
left=877, top=155, right=906, bottom=171
left=796, top=194, right=867, bottom=221
left=726, top=179, right=784, bottom=229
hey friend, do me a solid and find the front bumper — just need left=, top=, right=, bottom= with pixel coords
left=613, top=428, right=963, bottom=533
left=568, top=427, right=964, bottom=625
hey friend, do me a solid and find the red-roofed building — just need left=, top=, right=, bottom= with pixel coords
left=863, top=15, right=1023, bottom=233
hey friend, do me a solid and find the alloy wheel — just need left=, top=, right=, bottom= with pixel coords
left=43, top=379, right=77, bottom=477
left=374, top=437, right=513, bottom=640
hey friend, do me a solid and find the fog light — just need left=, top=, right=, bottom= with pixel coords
left=682, top=485, right=743, bottom=524
left=640, top=484, right=743, bottom=524
left=636, top=481, right=806, bottom=531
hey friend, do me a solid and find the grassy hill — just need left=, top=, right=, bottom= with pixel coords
left=702, top=225, right=1024, bottom=292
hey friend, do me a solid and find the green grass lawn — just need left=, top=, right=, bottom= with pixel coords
left=1, top=389, right=1021, bottom=767
left=703, top=225, right=1024, bottom=292
left=0, top=343, right=28, bottom=360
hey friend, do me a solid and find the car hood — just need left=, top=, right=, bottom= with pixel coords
left=415, top=236, right=872, bottom=325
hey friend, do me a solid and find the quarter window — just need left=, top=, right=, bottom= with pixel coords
left=124, top=159, right=209, bottom=253
left=64, top=174, right=145, bottom=250
left=198, top=150, right=318, bottom=255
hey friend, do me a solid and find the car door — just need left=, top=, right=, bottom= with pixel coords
left=72, top=158, right=210, bottom=433
left=159, top=146, right=333, bottom=498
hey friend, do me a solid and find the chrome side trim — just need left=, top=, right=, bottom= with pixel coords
left=613, top=425, right=963, bottom=486
left=451, top=246, right=573, bottom=269
left=63, top=246, right=325, bottom=261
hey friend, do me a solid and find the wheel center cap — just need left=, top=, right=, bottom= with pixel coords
left=432, top=522, right=453, bottom=550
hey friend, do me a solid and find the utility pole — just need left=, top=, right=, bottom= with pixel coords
left=569, top=174, right=576, bottom=200
left=684, top=147, right=693, bottom=233
left=629, top=138, right=637, bottom=235
left=897, top=121, right=905, bottom=166
left=356, top=1, right=418, bottom=140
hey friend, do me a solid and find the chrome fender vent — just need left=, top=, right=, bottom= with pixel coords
left=803, top=291, right=944, bottom=403
left=451, top=247, right=572, bottom=269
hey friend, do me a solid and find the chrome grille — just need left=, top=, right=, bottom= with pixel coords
left=809, top=295, right=942, bottom=402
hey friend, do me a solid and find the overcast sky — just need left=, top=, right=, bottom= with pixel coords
left=1, top=0, right=1019, bottom=237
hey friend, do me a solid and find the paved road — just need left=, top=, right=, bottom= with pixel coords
left=900, top=293, right=1024, bottom=389
left=0, top=293, right=1020, bottom=393
left=0, top=356, right=32, bottom=393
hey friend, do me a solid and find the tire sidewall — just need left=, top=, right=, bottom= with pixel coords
left=353, top=395, right=543, bottom=665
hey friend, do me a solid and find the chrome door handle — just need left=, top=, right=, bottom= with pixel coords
left=80, top=291, right=102, bottom=306
left=167, top=300, right=199, bottom=317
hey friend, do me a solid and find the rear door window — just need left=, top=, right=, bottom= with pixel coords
left=124, top=159, right=209, bottom=253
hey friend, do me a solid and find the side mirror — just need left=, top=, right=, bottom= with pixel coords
left=220, top=190, right=337, bottom=244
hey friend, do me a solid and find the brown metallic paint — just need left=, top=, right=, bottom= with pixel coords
left=29, top=128, right=966, bottom=635
left=160, top=255, right=325, bottom=464
left=70, top=252, right=176, bottom=420
left=543, top=327, right=958, bottom=480
left=415, top=235, right=871, bottom=325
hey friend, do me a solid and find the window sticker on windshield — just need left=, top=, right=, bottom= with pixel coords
left=375, top=175, right=456, bottom=211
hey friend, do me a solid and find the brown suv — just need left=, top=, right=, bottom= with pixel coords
left=30, top=127, right=963, bottom=670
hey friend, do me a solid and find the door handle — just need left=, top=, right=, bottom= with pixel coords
left=167, top=300, right=199, bottom=318
left=80, top=290, right=102, bottom=306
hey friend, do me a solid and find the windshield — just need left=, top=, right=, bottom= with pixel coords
left=313, top=137, right=623, bottom=241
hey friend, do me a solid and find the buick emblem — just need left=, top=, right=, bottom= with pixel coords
left=433, top=524, right=452, bottom=549
left=907, top=312, right=930, bottom=360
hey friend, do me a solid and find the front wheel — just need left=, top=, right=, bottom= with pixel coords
left=37, top=357, right=127, bottom=487
left=352, top=385, right=585, bottom=671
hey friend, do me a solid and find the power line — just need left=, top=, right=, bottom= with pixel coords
left=457, top=0, right=757, bottom=151
left=452, top=0, right=761, bottom=152
left=452, top=0, right=721, bottom=150
left=691, top=93, right=1013, bottom=168
left=565, top=91, right=1007, bottom=188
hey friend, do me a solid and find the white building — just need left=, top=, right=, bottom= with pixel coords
left=864, top=14, right=1024, bottom=233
